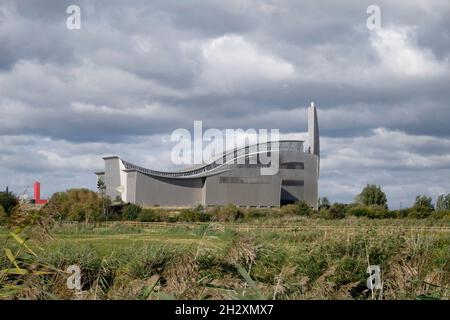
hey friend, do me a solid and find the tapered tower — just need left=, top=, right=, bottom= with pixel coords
left=308, top=102, right=320, bottom=174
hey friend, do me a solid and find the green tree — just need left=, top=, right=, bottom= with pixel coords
left=97, top=179, right=106, bottom=193
left=319, top=197, right=330, bottom=210
left=48, top=188, right=103, bottom=222
left=436, top=194, right=450, bottom=212
left=356, top=184, right=388, bottom=208
left=408, top=195, right=434, bottom=218
left=0, top=189, right=19, bottom=215
left=97, top=178, right=108, bottom=219
left=413, top=195, right=434, bottom=211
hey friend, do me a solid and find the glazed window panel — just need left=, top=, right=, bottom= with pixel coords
left=280, top=162, right=304, bottom=169
left=281, top=180, right=304, bottom=186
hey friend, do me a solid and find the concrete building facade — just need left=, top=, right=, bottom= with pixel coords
left=96, top=104, right=320, bottom=209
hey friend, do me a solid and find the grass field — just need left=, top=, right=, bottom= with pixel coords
left=0, top=218, right=449, bottom=300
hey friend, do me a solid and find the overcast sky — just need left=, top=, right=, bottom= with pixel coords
left=1, top=0, right=449, bottom=208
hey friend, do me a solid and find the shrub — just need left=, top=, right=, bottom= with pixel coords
left=365, top=205, right=392, bottom=219
left=327, top=203, right=346, bottom=219
left=244, top=209, right=267, bottom=220
left=193, top=204, right=204, bottom=212
left=280, top=201, right=313, bottom=216
left=346, top=205, right=370, bottom=217
left=280, top=204, right=299, bottom=215
left=407, top=206, right=433, bottom=219
left=296, top=201, right=313, bottom=216
left=212, top=204, right=244, bottom=222
left=68, top=202, right=104, bottom=223
left=431, top=210, right=450, bottom=220
left=121, top=203, right=142, bottom=220
left=178, top=209, right=211, bottom=222
left=393, top=209, right=410, bottom=218
left=318, top=209, right=331, bottom=219
left=0, top=190, right=18, bottom=215
left=137, top=208, right=159, bottom=222
left=319, top=207, right=345, bottom=219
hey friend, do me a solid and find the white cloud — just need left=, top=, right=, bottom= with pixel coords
left=371, top=25, right=447, bottom=77
left=71, top=102, right=177, bottom=119
left=191, top=35, right=295, bottom=93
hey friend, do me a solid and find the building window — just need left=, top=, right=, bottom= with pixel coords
left=282, top=179, right=304, bottom=186
left=236, top=163, right=271, bottom=169
left=280, top=162, right=304, bottom=169
left=219, top=177, right=271, bottom=184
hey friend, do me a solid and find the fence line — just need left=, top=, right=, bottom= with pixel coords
left=59, top=221, right=450, bottom=233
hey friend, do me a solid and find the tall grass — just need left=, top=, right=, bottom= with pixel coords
left=0, top=218, right=448, bottom=300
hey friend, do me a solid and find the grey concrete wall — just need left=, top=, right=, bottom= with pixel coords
left=104, top=157, right=122, bottom=201
left=124, top=170, right=137, bottom=203
left=204, top=166, right=281, bottom=207
left=134, top=173, right=204, bottom=207
left=302, top=153, right=319, bottom=209
left=278, top=151, right=318, bottom=209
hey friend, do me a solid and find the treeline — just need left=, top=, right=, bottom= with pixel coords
left=317, top=184, right=450, bottom=219
left=0, top=185, right=449, bottom=225
left=42, top=186, right=450, bottom=222
left=315, top=201, right=450, bottom=220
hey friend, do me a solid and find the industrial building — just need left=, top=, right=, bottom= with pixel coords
left=96, top=104, right=320, bottom=209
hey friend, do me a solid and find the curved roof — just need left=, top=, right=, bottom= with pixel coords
left=121, top=140, right=304, bottom=179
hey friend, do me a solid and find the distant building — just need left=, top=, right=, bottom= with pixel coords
left=33, top=181, right=47, bottom=205
left=96, top=104, right=320, bottom=209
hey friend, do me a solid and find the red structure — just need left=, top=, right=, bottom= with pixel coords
left=33, top=181, right=47, bottom=205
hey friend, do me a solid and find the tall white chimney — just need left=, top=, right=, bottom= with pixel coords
left=308, top=102, right=320, bottom=174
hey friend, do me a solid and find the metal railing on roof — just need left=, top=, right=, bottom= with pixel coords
left=121, top=140, right=304, bottom=178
